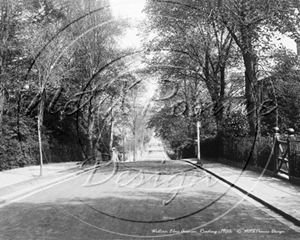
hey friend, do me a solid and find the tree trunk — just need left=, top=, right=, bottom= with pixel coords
left=243, top=51, right=257, bottom=136
left=239, top=2, right=259, bottom=137
left=215, top=65, right=226, bottom=137
left=87, top=99, right=95, bottom=161
left=0, top=88, right=5, bottom=143
left=214, top=107, right=223, bottom=136
left=109, top=117, right=114, bottom=151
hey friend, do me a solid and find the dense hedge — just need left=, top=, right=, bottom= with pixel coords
left=289, top=141, right=300, bottom=179
left=42, top=111, right=86, bottom=163
left=256, top=137, right=274, bottom=171
left=42, top=140, right=85, bottom=164
left=0, top=114, right=39, bottom=170
left=200, top=136, right=223, bottom=159
left=0, top=109, right=87, bottom=171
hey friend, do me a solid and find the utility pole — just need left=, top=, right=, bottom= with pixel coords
left=195, top=105, right=202, bottom=165
left=197, top=120, right=201, bottom=161
left=38, top=90, right=44, bottom=176
left=123, top=133, right=125, bottom=162
left=109, top=98, right=114, bottom=152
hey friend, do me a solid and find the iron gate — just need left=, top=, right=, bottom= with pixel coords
left=273, top=127, right=295, bottom=178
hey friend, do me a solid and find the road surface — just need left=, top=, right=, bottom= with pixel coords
left=1, top=157, right=300, bottom=240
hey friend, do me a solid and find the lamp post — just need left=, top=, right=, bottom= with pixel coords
left=38, top=89, right=45, bottom=176
left=195, top=105, right=202, bottom=165
left=197, top=120, right=201, bottom=161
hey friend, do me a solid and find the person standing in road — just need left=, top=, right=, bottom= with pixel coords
left=111, top=147, right=120, bottom=162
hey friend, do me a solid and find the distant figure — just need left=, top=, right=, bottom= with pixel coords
left=111, top=147, right=120, bottom=162
left=95, top=148, right=103, bottom=165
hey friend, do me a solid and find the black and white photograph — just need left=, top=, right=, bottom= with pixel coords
left=0, top=0, right=300, bottom=239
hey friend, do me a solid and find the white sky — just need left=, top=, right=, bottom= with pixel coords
left=279, top=36, right=297, bottom=53
left=110, top=0, right=146, bottom=19
left=118, top=28, right=143, bottom=49
left=110, top=0, right=298, bottom=52
left=110, top=0, right=146, bottom=49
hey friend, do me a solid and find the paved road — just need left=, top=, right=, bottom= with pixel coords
left=0, top=160, right=299, bottom=240
left=140, top=138, right=169, bottom=161
left=141, top=148, right=169, bottom=161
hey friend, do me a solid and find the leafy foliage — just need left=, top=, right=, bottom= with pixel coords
left=148, top=106, right=194, bottom=150
left=222, top=110, right=250, bottom=137
left=260, top=48, right=300, bottom=134
left=0, top=0, right=138, bottom=169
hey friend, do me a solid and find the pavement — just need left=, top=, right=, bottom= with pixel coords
left=193, top=158, right=300, bottom=228
left=0, top=158, right=300, bottom=229
left=0, top=162, right=93, bottom=205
